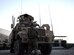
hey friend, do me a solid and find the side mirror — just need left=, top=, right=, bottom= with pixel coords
left=11, top=24, right=14, bottom=28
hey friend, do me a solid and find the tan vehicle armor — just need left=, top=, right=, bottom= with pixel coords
left=9, top=14, right=54, bottom=55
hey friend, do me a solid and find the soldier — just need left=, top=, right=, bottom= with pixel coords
left=13, top=14, right=34, bottom=32
left=18, top=14, right=34, bottom=27
left=16, top=14, right=38, bottom=55
left=28, top=27, right=38, bottom=55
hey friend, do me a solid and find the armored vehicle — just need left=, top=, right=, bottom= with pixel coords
left=9, top=14, right=54, bottom=55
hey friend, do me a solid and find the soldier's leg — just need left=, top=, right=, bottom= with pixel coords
left=32, top=39, right=39, bottom=55
left=28, top=40, right=33, bottom=55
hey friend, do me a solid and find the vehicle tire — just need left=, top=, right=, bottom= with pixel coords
left=54, top=40, right=59, bottom=47
left=10, top=42, right=14, bottom=53
left=10, top=48, right=14, bottom=53
left=66, top=44, right=73, bottom=49
left=3, top=43, right=6, bottom=49
left=61, top=40, right=66, bottom=48
left=14, top=38, right=24, bottom=55
left=61, top=40, right=73, bottom=49
left=40, top=43, right=52, bottom=55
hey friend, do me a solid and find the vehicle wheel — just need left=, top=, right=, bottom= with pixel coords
left=10, top=48, right=14, bottom=53
left=40, top=43, right=52, bottom=55
left=14, top=38, right=24, bottom=55
left=3, top=43, right=6, bottom=49
left=61, top=40, right=66, bottom=48
left=54, top=40, right=59, bottom=47
left=61, top=40, right=73, bottom=49
left=10, top=42, right=14, bottom=53
left=66, top=44, right=73, bottom=49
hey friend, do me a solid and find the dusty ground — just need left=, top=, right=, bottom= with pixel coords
left=0, top=47, right=74, bottom=55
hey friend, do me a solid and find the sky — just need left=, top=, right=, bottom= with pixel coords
left=0, top=0, right=74, bottom=43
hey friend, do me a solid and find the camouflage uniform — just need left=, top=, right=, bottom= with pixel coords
left=28, top=27, right=38, bottom=55
left=16, top=14, right=38, bottom=55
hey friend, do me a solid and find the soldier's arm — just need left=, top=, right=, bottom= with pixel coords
left=32, top=22, right=39, bottom=27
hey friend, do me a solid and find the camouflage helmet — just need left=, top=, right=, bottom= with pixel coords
left=18, top=14, right=34, bottom=22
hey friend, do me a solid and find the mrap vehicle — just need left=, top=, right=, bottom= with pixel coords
left=53, top=36, right=73, bottom=49
left=9, top=14, right=54, bottom=55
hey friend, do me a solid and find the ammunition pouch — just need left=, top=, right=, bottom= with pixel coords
left=28, top=28, right=38, bottom=39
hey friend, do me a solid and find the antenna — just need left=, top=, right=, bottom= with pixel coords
left=39, top=4, right=41, bottom=26
left=21, top=0, right=22, bottom=14
left=48, top=5, right=54, bottom=35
